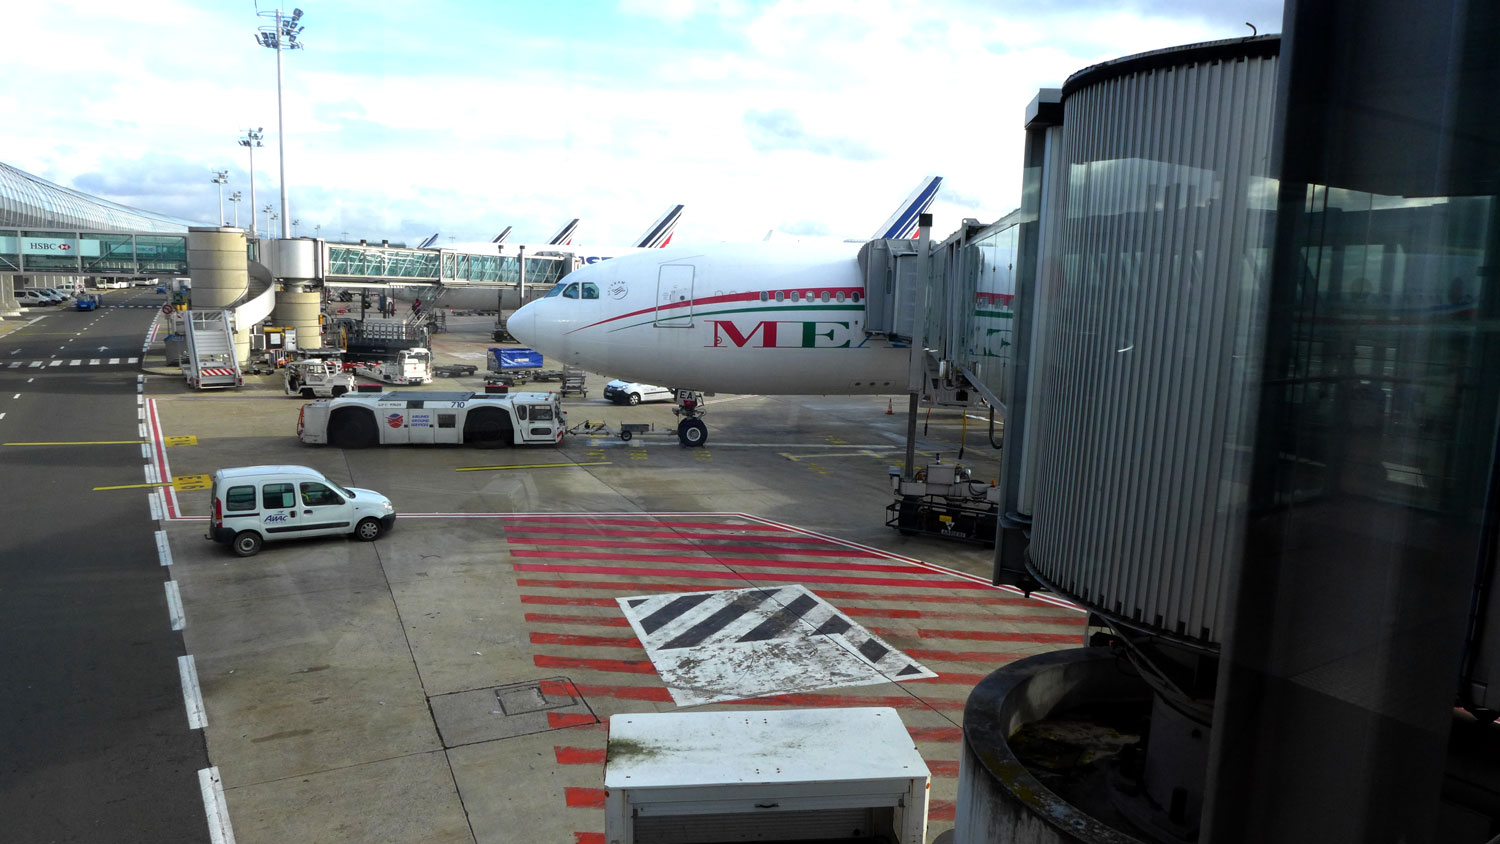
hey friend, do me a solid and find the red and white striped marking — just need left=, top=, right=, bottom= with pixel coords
left=502, top=513, right=1083, bottom=840
left=198, top=367, right=236, bottom=377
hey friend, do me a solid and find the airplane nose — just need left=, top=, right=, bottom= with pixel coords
left=509, top=301, right=539, bottom=346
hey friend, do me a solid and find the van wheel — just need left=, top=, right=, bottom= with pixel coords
left=232, top=531, right=263, bottom=557
left=355, top=517, right=383, bottom=542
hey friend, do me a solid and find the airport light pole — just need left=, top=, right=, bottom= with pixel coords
left=238, top=128, right=264, bottom=238
left=292, top=218, right=301, bottom=237
left=263, top=205, right=274, bottom=237
left=229, top=191, right=243, bottom=227
left=256, top=7, right=305, bottom=240
left=212, top=170, right=229, bottom=225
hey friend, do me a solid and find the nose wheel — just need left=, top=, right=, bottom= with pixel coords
left=673, top=390, right=708, bottom=448
left=677, top=417, right=707, bottom=448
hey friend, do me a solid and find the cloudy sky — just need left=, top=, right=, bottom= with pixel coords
left=4, top=0, right=1282, bottom=246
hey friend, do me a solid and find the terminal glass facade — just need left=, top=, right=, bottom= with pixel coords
left=0, top=229, right=188, bottom=274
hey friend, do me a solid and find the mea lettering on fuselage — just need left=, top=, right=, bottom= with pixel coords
left=709, top=320, right=853, bottom=349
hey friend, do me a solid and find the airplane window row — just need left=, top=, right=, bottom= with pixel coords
left=758, top=290, right=862, bottom=303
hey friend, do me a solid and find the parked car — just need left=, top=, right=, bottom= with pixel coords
left=206, top=465, right=397, bottom=557
left=603, top=379, right=675, bottom=406
left=16, top=289, right=54, bottom=307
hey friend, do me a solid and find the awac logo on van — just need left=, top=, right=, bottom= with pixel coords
left=264, top=513, right=289, bottom=524
left=386, top=413, right=405, bottom=428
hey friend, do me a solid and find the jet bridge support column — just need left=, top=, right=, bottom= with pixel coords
left=902, top=214, right=934, bottom=477
left=273, top=286, right=322, bottom=351
left=268, top=239, right=325, bottom=350
left=0, top=274, right=21, bottom=318
left=187, top=227, right=250, bottom=310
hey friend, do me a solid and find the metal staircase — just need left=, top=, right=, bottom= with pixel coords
left=182, top=310, right=243, bottom=390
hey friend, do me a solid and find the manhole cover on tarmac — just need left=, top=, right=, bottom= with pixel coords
left=430, top=677, right=596, bottom=748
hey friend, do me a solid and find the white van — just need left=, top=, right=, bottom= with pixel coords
left=206, top=465, right=397, bottom=557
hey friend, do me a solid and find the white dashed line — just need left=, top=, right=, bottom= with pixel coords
left=164, top=581, right=185, bottom=630
left=89, top=358, right=100, bottom=365
left=149, top=490, right=163, bottom=520
left=10, top=393, right=17, bottom=399
left=69, top=360, right=81, bottom=366
left=198, top=767, right=237, bottom=844
left=155, top=529, right=174, bottom=567
left=177, top=655, right=207, bottom=729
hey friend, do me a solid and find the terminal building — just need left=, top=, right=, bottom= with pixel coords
left=4, top=0, right=1498, bottom=839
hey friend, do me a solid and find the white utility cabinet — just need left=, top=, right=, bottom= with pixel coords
left=603, top=707, right=930, bottom=844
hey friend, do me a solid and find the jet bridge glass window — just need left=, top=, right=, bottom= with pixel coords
left=562, top=283, right=580, bottom=299
left=582, top=282, right=599, bottom=300
left=263, top=483, right=295, bottom=509
left=225, top=485, right=256, bottom=512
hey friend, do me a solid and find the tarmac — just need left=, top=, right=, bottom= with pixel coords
left=143, top=310, right=1082, bottom=843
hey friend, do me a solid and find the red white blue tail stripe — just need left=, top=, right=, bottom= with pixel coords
left=548, top=219, right=580, bottom=246
left=634, top=204, right=683, bottom=249
left=871, top=176, right=942, bottom=240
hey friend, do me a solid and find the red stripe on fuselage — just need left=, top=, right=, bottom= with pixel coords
left=566, top=288, right=866, bottom=335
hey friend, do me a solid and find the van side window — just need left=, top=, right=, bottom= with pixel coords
left=263, top=483, right=295, bottom=509
left=226, top=485, right=256, bottom=511
left=300, top=482, right=343, bottom=507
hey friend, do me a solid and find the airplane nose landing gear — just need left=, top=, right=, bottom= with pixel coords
left=673, top=390, right=708, bottom=447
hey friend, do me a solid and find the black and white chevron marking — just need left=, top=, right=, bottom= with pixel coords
left=618, top=585, right=935, bottom=707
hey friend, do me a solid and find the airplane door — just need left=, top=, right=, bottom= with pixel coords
left=656, top=264, right=694, bottom=327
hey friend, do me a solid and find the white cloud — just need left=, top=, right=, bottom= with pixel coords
left=2, top=0, right=1265, bottom=247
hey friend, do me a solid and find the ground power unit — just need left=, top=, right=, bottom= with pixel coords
left=604, top=708, right=929, bottom=844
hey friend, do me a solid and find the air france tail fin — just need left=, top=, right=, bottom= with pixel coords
left=418, top=232, right=441, bottom=249
left=635, top=204, right=684, bottom=249
left=870, top=176, right=942, bottom=240
left=492, top=226, right=513, bottom=244
left=547, top=219, right=579, bottom=246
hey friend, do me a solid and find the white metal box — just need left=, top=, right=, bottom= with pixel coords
left=604, top=707, right=929, bottom=844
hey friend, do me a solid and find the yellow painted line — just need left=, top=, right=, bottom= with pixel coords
left=456, top=461, right=612, bottom=472
left=5, top=440, right=148, bottom=446
left=780, top=450, right=890, bottom=462
left=94, top=473, right=211, bottom=492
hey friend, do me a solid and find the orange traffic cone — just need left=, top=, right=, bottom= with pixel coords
left=887, top=398, right=893, bottom=415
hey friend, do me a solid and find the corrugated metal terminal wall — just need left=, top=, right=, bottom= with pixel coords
left=1028, top=48, right=1279, bottom=645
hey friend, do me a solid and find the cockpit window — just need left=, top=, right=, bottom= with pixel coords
left=562, top=283, right=580, bottom=299
left=582, top=282, right=600, bottom=300
left=543, top=281, right=568, bottom=298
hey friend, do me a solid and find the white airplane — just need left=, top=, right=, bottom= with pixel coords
left=509, top=178, right=943, bottom=447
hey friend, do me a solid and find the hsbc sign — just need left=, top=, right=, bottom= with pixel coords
left=0, top=236, right=101, bottom=257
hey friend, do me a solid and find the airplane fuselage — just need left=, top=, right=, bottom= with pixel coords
left=509, top=243, right=911, bottom=394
